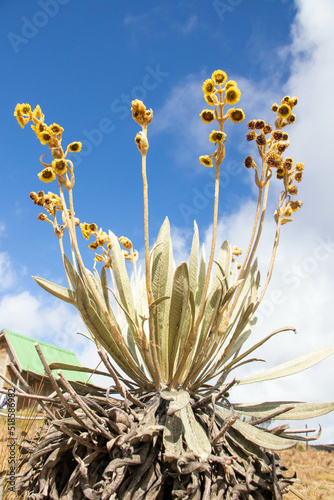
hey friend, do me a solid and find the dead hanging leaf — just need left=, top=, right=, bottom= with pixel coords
left=180, top=403, right=211, bottom=461
left=163, top=413, right=183, bottom=461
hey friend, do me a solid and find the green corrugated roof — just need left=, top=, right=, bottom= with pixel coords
left=2, top=329, right=88, bottom=383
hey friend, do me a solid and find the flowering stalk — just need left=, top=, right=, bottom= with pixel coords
left=132, top=100, right=162, bottom=388
left=194, top=71, right=244, bottom=337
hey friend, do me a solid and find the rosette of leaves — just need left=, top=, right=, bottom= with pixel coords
left=14, top=223, right=334, bottom=499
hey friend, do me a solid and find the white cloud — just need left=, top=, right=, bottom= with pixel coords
left=0, top=290, right=87, bottom=352
left=0, top=252, right=15, bottom=290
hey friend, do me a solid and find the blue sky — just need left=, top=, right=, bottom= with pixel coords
left=1, top=0, right=334, bottom=442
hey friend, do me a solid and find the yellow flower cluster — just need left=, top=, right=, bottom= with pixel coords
left=80, top=222, right=111, bottom=251
left=14, top=103, right=82, bottom=184
left=29, top=190, right=77, bottom=238
left=119, top=236, right=138, bottom=264
left=245, top=96, right=304, bottom=223
left=271, top=95, right=298, bottom=128
left=29, top=190, right=63, bottom=214
left=199, top=70, right=245, bottom=168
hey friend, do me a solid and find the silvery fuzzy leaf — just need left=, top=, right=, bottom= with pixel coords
left=163, top=413, right=183, bottom=461
left=233, top=401, right=334, bottom=420
left=151, top=217, right=173, bottom=371
left=33, top=276, right=76, bottom=305
left=195, top=244, right=206, bottom=309
left=217, top=408, right=298, bottom=450
left=168, top=262, right=190, bottom=378
left=237, top=346, right=334, bottom=385
left=109, top=231, right=137, bottom=325
left=180, top=403, right=211, bottom=460
left=188, top=221, right=199, bottom=295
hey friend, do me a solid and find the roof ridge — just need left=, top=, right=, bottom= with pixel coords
left=1, top=328, right=79, bottom=356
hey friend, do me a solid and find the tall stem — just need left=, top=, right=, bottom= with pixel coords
left=142, top=151, right=152, bottom=305
left=141, top=126, right=162, bottom=389
left=253, top=211, right=283, bottom=312
left=194, top=152, right=223, bottom=334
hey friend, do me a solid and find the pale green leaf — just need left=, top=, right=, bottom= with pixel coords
left=63, top=255, right=79, bottom=289
left=109, top=231, right=137, bottom=324
left=149, top=296, right=170, bottom=309
left=100, top=266, right=112, bottom=314
left=188, top=221, right=199, bottom=295
left=151, top=217, right=173, bottom=370
left=195, top=244, right=206, bottom=309
left=33, top=276, right=76, bottom=305
left=237, top=347, right=334, bottom=385
left=180, top=403, right=211, bottom=459
left=233, top=401, right=334, bottom=420
left=210, top=241, right=231, bottom=295
left=163, top=414, right=183, bottom=461
left=217, top=408, right=297, bottom=450
left=168, top=262, right=190, bottom=378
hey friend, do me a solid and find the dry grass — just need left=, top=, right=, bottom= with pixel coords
left=281, top=446, right=334, bottom=499
left=0, top=409, right=45, bottom=500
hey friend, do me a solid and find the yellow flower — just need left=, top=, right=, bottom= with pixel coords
left=81, top=223, right=91, bottom=240
left=267, top=154, right=282, bottom=168
left=224, top=80, right=238, bottom=90
left=52, top=159, right=68, bottom=175
left=48, top=123, right=64, bottom=136
left=199, top=155, right=213, bottom=167
left=14, top=103, right=31, bottom=116
left=229, top=108, right=245, bottom=123
left=204, top=94, right=217, bottom=106
left=38, top=131, right=52, bottom=145
left=37, top=213, right=48, bottom=221
left=295, top=162, right=304, bottom=172
left=277, top=104, right=291, bottom=119
left=31, top=122, right=47, bottom=135
left=202, top=79, right=216, bottom=95
left=119, top=236, right=133, bottom=250
left=225, top=87, right=241, bottom=105
left=199, top=110, right=215, bottom=123
left=48, top=192, right=62, bottom=209
left=290, top=200, right=303, bottom=212
left=89, top=241, right=98, bottom=250
left=32, top=105, right=43, bottom=119
left=211, top=70, right=227, bottom=85
left=16, top=114, right=26, bottom=128
left=209, top=130, right=226, bottom=143
left=68, top=142, right=82, bottom=153
left=38, top=168, right=56, bottom=183
left=288, top=185, right=298, bottom=196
